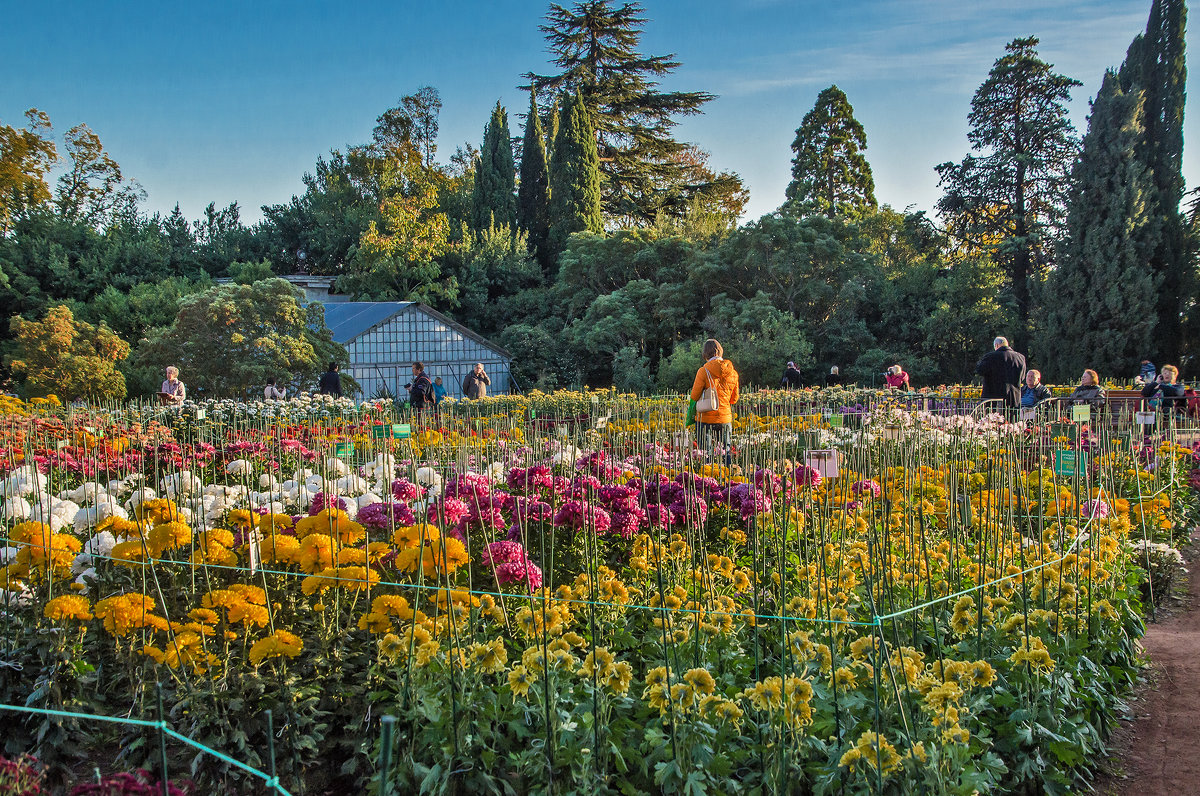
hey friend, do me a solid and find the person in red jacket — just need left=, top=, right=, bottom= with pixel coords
left=690, top=339, right=740, bottom=452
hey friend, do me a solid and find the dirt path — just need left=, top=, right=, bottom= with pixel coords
left=1096, top=528, right=1200, bottom=795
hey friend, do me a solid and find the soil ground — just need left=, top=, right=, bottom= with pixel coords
left=1094, top=527, right=1200, bottom=795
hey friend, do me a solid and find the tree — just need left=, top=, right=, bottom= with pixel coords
left=517, top=89, right=553, bottom=272
left=0, top=109, right=57, bottom=236
left=373, top=87, right=442, bottom=167
left=54, top=123, right=142, bottom=228
left=471, top=102, right=517, bottom=231
left=547, top=91, right=603, bottom=262
left=786, top=86, right=877, bottom=218
left=936, top=37, right=1081, bottom=352
left=8, top=305, right=129, bottom=399
left=1118, top=0, right=1189, bottom=363
left=132, top=279, right=345, bottom=397
left=1039, top=72, right=1158, bottom=381
left=528, top=1, right=742, bottom=224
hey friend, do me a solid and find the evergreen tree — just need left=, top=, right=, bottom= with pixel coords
left=936, top=37, right=1081, bottom=352
left=471, top=102, right=517, bottom=232
left=1118, top=0, right=1189, bottom=363
left=1040, top=72, right=1159, bottom=381
left=547, top=92, right=603, bottom=264
left=518, top=90, right=553, bottom=273
left=527, top=1, right=742, bottom=224
left=786, top=85, right=877, bottom=218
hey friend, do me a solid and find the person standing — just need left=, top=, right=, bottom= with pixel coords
left=463, top=363, right=490, bottom=399
left=406, top=362, right=435, bottom=415
left=975, top=337, right=1026, bottom=409
left=159, top=366, right=186, bottom=406
left=264, top=378, right=286, bottom=401
left=1137, top=359, right=1157, bottom=386
left=690, top=339, right=740, bottom=452
left=826, top=366, right=843, bottom=387
left=433, top=376, right=447, bottom=405
left=780, top=361, right=802, bottom=389
left=885, top=365, right=911, bottom=390
left=1021, top=370, right=1052, bottom=407
left=318, top=362, right=342, bottom=398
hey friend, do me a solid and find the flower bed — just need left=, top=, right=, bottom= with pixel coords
left=0, top=392, right=1195, bottom=794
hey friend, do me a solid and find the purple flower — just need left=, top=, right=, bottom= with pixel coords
left=1081, top=499, right=1110, bottom=519
left=308, top=492, right=347, bottom=515
left=391, top=478, right=423, bottom=502
left=793, top=465, right=822, bottom=489
left=851, top=479, right=882, bottom=498
left=483, top=540, right=525, bottom=567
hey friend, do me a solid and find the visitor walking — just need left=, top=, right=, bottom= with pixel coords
left=975, top=337, right=1026, bottom=409
left=463, top=363, right=490, bottom=399
left=690, top=339, right=740, bottom=453
left=1021, top=370, right=1052, bottom=407
left=780, top=361, right=802, bottom=389
left=159, top=366, right=186, bottom=406
left=318, top=363, right=342, bottom=397
left=264, top=378, right=286, bottom=401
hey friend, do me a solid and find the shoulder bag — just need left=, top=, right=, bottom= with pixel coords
left=695, top=366, right=720, bottom=414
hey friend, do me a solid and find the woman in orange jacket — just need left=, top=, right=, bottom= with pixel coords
left=690, top=338, right=740, bottom=451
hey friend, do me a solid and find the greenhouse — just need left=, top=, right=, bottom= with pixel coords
left=319, top=301, right=513, bottom=400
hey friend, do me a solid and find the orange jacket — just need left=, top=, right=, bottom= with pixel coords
left=690, top=358, right=739, bottom=425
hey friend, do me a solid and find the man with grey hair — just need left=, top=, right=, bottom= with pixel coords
left=975, top=337, right=1026, bottom=409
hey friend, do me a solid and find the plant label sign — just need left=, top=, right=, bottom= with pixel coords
left=805, top=449, right=839, bottom=479
left=1054, top=450, right=1086, bottom=477
left=1071, top=405, right=1091, bottom=423
left=826, top=413, right=844, bottom=428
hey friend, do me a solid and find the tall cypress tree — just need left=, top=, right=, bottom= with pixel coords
left=518, top=89, right=553, bottom=273
left=471, top=102, right=517, bottom=231
left=1118, top=0, right=1188, bottom=363
left=547, top=91, right=602, bottom=266
left=1040, top=72, right=1159, bottom=381
left=786, top=85, right=877, bottom=218
left=528, top=1, right=742, bottom=224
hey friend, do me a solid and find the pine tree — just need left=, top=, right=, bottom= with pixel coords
left=547, top=91, right=602, bottom=265
left=786, top=85, right=877, bottom=218
left=518, top=89, right=553, bottom=273
left=471, top=102, right=517, bottom=232
left=527, top=1, right=742, bottom=224
left=1118, top=0, right=1188, bottom=363
left=1040, top=71, right=1159, bottom=381
left=936, top=37, right=1081, bottom=352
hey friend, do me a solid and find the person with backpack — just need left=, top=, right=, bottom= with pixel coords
left=406, top=362, right=435, bottom=416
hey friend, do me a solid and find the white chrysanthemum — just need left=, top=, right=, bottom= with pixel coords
left=335, top=474, right=368, bottom=496
left=259, top=474, right=279, bottom=490
left=226, top=459, right=253, bottom=476
left=2, top=496, right=33, bottom=521
left=85, top=531, right=117, bottom=558
left=414, top=467, right=443, bottom=496
left=485, top=462, right=506, bottom=482
left=73, top=568, right=97, bottom=596
left=357, top=492, right=382, bottom=510
left=324, top=457, right=350, bottom=477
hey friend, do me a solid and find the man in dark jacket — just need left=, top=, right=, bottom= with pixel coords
left=318, top=363, right=342, bottom=397
left=976, top=337, right=1026, bottom=409
left=780, top=361, right=802, bottom=389
left=406, top=362, right=435, bottom=415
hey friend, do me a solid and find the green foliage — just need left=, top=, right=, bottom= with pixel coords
left=786, top=85, right=877, bottom=218
left=517, top=89, right=553, bottom=273
left=703, top=291, right=813, bottom=388
left=0, top=108, right=57, bottom=235
left=8, top=304, right=130, bottom=400
left=228, top=259, right=277, bottom=285
left=471, top=102, right=517, bottom=232
left=937, top=37, right=1081, bottom=352
left=547, top=91, right=603, bottom=262
left=441, top=223, right=542, bottom=338
left=131, top=278, right=345, bottom=398
left=1040, top=72, right=1158, bottom=382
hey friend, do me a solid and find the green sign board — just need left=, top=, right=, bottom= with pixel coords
left=1054, top=449, right=1087, bottom=477
left=827, top=413, right=844, bottom=428
left=334, top=441, right=355, bottom=459
left=1071, top=404, right=1091, bottom=423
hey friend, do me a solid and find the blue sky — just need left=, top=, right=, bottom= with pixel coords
left=3, top=0, right=1197, bottom=225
